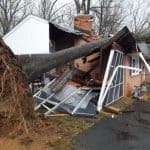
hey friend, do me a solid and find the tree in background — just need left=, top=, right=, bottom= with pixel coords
left=54, top=3, right=75, bottom=27
left=126, top=0, right=150, bottom=38
left=37, top=0, right=58, bottom=20
left=73, top=0, right=125, bottom=36
left=91, top=0, right=125, bottom=36
left=0, top=0, right=149, bottom=38
left=37, top=0, right=74, bottom=24
left=0, top=0, right=31, bottom=35
left=74, top=0, right=91, bottom=14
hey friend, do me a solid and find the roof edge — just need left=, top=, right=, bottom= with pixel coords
left=3, top=14, right=49, bottom=40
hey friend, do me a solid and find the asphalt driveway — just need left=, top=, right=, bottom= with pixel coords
left=75, top=101, right=150, bottom=150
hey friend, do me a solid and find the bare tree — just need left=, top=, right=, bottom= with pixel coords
left=74, top=0, right=91, bottom=14
left=127, top=0, right=150, bottom=36
left=37, top=0, right=74, bottom=25
left=0, top=0, right=31, bottom=35
left=54, top=3, right=75, bottom=27
left=91, top=0, right=126, bottom=36
left=73, top=0, right=125, bottom=36
left=37, top=0, right=58, bottom=20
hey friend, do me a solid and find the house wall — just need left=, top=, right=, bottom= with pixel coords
left=3, top=16, right=49, bottom=55
left=145, top=73, right=150, bottom=83
left=124, top=55, right=143, bottom=96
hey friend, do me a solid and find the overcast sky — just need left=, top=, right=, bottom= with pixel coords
left=56, top=0, right=150, bottom=8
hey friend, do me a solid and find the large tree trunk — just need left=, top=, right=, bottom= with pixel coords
left=22, top=38, right=110, bottom=82
left=0, top=38, right=34, bottom=134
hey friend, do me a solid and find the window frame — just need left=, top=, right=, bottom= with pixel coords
left=130, top=56, right=140, bottom=76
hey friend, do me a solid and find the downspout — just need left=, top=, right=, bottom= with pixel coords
left=139, top=52, right=150, bottom=73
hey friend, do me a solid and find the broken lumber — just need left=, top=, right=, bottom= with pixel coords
left=46, top=113, right=69, bottom=117
left=103, top=106, right=122, bottom=115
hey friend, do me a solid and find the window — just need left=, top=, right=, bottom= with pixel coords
left=130, top=56, right=140, bottom=76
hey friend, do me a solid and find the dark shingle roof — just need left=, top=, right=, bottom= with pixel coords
left=49, top=22, right=82, bottom=36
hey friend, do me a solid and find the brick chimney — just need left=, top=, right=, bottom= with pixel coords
left=74, top=14, right=93, bottom=34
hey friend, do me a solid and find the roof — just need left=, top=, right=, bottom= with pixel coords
left=49, top=22, right=82, bottom=36
left=3, top=14, right=82, bottom=40
left=99, top=26, right=140, bottom=54
left=3, top=15, right=49, bottom=39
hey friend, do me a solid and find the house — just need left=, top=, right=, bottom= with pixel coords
left=33, top=13, right=150, bottom=116
left=3, top=15, right=50, bottom=55
left=49, top=13, right=149, bottom=96
left=4, top=14, right=149, bottom=115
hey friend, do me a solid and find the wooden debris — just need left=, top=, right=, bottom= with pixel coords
left=46, top=113, right=69, bottom=117
left=103, top=106, right=122, bottom=115
left=103, top=97, right=136, bottom=115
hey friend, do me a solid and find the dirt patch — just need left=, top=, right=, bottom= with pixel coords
left=0, top=137, right=46, bottom=150
left=0, top=114, right=104, bottom=150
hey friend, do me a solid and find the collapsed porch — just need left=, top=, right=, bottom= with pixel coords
left=31, top=26, right=150, bottom=117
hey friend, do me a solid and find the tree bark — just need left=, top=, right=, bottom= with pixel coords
left=22, top=38, right=110, bottom=82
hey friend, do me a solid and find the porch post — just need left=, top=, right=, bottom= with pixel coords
left=97, top=50, right=115, bottom=112
left=139, top=52, right=150, bottom=72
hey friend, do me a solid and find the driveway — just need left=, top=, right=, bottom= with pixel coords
left=74, top=101, right=150, bottom=150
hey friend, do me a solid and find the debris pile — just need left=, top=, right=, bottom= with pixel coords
left=34, top=69, right=99, bottom=117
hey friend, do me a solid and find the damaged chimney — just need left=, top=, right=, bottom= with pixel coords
left=74, top=13, right=94, bottom=34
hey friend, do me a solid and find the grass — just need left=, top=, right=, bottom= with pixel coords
left=46, top=136, right=73, bottom=150
left=42, top=112, right=111, bottom=150
left=43, top=116, right=94, bottom=150
left=0, top=106, right=117, bottom=150
left=2, top=93, right=150, bottom=150
left=20, top=136, right=33, bottom=146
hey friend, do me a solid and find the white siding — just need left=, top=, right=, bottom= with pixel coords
left=3, top=16, right=49, bottom=55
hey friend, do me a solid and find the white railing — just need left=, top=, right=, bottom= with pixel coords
left=97, top=65, right=142, bottom=112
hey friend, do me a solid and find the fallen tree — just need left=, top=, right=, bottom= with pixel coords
left=21, top=26, right=133, bottom=82
left=0, top=38, right=34, bottom=134
left=23, top=38, right=110, bottom=82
